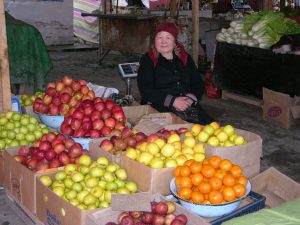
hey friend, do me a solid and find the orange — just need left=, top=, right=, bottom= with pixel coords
left=222, top=187, right=236, bottom=202
left=202, top=158, right=210, bottom=166
left=222, top=174, right=236, bottom=187
left=175, top=176, right=181, bottom=187
left=209, top=191, right=224, bottom=204
left=236, top=176, right=248, bottom=186
left=179, top=165, right=191, bottom=177
left=214, top=169, right=227, bottom=180
left=219, top=159, right=233, bottom=172
left=209, top=177, right=223, bottom=191
left=198, top=180, right=212, bottom=194
left=191, top=191, right=205, bottom=203
left=178, top=187, right=192, bottom=200
left=201, top=165, right=215, bottom=178
left=209, top=156, right=222, bottom=169
left=230, top=165, right=243, bottom=178
left=179, top=176, right=192, bottom=188
left=190, top=161, right=202, bottom=174
left=233, top=184, right=246, bottom=198
left=191, top=173, right=204, bottom=186
left=184, top=159, right=195, bottom=166
left=174, top=166, right=182, bottom=177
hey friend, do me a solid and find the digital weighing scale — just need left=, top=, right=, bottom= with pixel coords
left=118, top=62, right=139, bottom=105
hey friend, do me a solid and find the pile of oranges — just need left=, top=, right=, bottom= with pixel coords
left=174, top=156, right=248, bottom=204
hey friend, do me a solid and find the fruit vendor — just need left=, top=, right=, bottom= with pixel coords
left=137, top=22, right=214, bottom=124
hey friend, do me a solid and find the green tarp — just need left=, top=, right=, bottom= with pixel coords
left=5, top=12, right=53, bottom=92
left=223, top=197, right=300, bottom=225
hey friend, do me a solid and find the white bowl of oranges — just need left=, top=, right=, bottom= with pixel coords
left=169, top=156, right=251, bottom=217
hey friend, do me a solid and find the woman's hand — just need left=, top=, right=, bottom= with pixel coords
left=173, top=97, right=193, bottom=111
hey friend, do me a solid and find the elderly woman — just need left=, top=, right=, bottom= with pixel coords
left=137, top=22, right=214, bottom=124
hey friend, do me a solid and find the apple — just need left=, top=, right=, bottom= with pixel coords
left=207, top=136, right=220, bottom=147
left=147, top=134, right=159, bottom=143
left=149, top=157, right=164, bottom=169
left=234, top=135, right=245, bottom=145
left=129, top=211, right=142, bottom=219
left=115, top=168, right=127, bottom=180
left=175, top=214, right=187, bottom=225
left=141, top=212, right=154, bottom=224
left=78, top=155, right=92, bottom=166
left=14, top=155, right=24, bottom=163
left=120, top=216, right=134, bottom=225
left=18, top=146, right=30, bottom=156
left=167, top=133, right=180, bottom=144
left=68, top=143, right=83, bottom=158
left=36, top=160, right=49, bottom=171
left=154, top=202, right=168, bottom=215
left=52, top=186, right=64, bottom=197
left=152, top=215, right=165, bottom=225
left=134, top=132, right=147, bottom=142
left=138, top=152, right=153, bottom=165
left=217, top=131, right=229, bottom=142
left=125, top=147, right=138, bottom=160
left=197, top=131, right=210, bottom=143
left=165, top=214, right=176, bottom=225
left=100, top=126, right=112, bottom=137
left=223, top=125, right=235, bottom=136
left=39, top=175, right=52, bottom=187
left=100, top=140, right=114, bottom=151
left=170, top=219, right=184, bottom=225
left=125, top=181, right=138, bottom=193
left=114, top=139, right=127, bottom=151
left=121, top=128, right=132, bottom=138
left=161, top=144, right=175, bottom=158
left=165, top=158, right=178, bottom=168
left=58, top=152, right=70, bottom=165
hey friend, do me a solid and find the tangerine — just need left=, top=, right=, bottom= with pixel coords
left=219, top=159, right=233, bottom=171
left=202, top=158, right=210, bottom=166
left=191, top=173, right=204, bottom=186
left=209, top=156, right=222, bottom=169
left=222, top=174, right=236, bottom=187
left=230, top=165, right=243, bottom=178
left=175, top=176, right=181, bottom=187
left=222, top=187, right=236, bottom=202
left=214, top=169, right=227, bottom=180
left=174, top=166, right=182, bottom=177
left=184, top=159, right=195, bottom=166
left=179, top=165, right=191, bottom=177
left=179, top=176, right=192, bottom=188
left=209, top=177, right=223, bottom=191
left=209, top=191, right=224, bottom=204
left=191, top=191, right=205, bottom=203
left=190, top=161, right=202, bottom=174
left=178, top=187, right=192, bottom=200
left=233, top=184, right=246, bottom=198
left=237, top=176, right=248, bottom=186
left=201, top=165, right=215, bottom=178
left=198, top=180, right=212, bottom=194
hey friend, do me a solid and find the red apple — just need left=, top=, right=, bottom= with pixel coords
left=58, top=152, right=70, bottom=165
left=39, top=141, right=51, bottom=152
left=87, top=90, right=95, bottom=99
left=141, top=212, right=153, bottom=224
left=147, top=134, right=159, bottom=143
left=52, top=95, right=61, bottom=106
left=46, top=132, right=57, bottom=142
left=92, top=119, right=104, bottom=130
left=100, top=126, right=111, bottom=137
left=135, top=132, right=147, bottom=142
left=114, top=139, right=127, bottom=151
left=84, top=106, right=94, bottom=116
left=111, top=105, right=122, bottom=113
left=35, top=150, right=45, bottom=161
left=47, top=82, right=55, bottom=89
left=152, top=215, right=165, bottom=225
left=62, top=75, right=73, bottom=85
left=99, top=139, right=113, bottom=151
left=101, top=109, right=112, bottom=120
left=170, top=219, right=184, bottom=225
left=68, top=143, right=83, bottom=158
left=42, top=95, right=52, bottom=105
left=49, top=104, right=59, bottom=115
left=27, top=159, right=38, bottom=170
left=105, top=100, right=115, bottom=110
left=104, top=117, right=116, bottom=129
left=18, top=146, right=30, bottom=156
left=90, top=129, right=101, bottom=138
left=93, top=97, right=103, bottom=104
left=64, top=138, right=75, bottom=149
left=121, top=127, right=132, bottom=138
left=72, top=109, right=84, bottom=120
left=49, top=158, right=61, bottom=168
left=113, top=110, right=125, bottom=122
left=59, top=104, right=70, bottom=115
left=71, top=81, right=81, bottom=92
left=14, top=155, right=24, bottom=163
left=175, top=215, right=187, bottom=225
left=120, top=216, right=134, bottom=225
left=125, top=136, right=137, bottom=148
left=115, top=121, right=125, bottom=131
left=39, top=104, right=49, bottom=114
left=129, top=211, right=142, bottom=219
left=94, top=102, right=105, bottom=112
left=71, top=118, right=82, bottom=130
left=46, top=87, right=56, bottom=96
left=36, top=160, right=50, bottom=171
left=165, top=214, right=176, bottom=225
left=45, top=150, right=56, bottom=161
left=118, top=212, right=129, bottom=224
left=53, top=143, right=66, bottom=154
left=61, top=86, right=73, bottom=95
left=33, top=102, right=40, bottom=112
left=110, top=129, right=122, bottom=138
left=55, top=81, right=65, bottom=92
left=78, top=79, right=86, bottom=86
left=69, top=97, right=78, bottom=108
left=60, top=93, right=72, bottom=104
left=154, top=202, right=168, bottom=215
left=61, top=124, right=74, bottom=136
left=82, top=120, right=92, bottom=131
left=91, top=111, right=102, bottom=121
left=73, top=128, right=86, bottom=138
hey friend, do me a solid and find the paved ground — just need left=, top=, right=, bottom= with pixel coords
left=1, top=48, right=299, bottom=225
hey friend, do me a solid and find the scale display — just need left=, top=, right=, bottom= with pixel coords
left=118, top=62, right=139, bottom=78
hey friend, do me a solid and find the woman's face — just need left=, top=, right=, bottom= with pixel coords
left=155, top=31, right=175, bottom=55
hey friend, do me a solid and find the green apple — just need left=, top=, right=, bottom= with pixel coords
left=78, top=165, right=90, bottom=175
left=20, top=117, right=30, bottom=126
left=164, top=158, right=178, bottom=168
left=33, top=130, right=43, bottom=140
left=19, top=126, right=28, bottom=135
left=27, top=124, right=36, bottom=132
left=114, top=179, right=125, bottom=188
left=55, top=171, right=67, bottom=181
left=125, top=181, right=138, bottom=193
left=39, top=175, right=53, bottom=187
left=104, top=190, right=112, bottom=203
left=7, top=130, right=16, bottom=140
left=234, top=135, right=245, bottom=145
left=76, top=190, right=89, bottom=203
left=90, top=186, right=103, bottom=198
left=103, top=171, right=115, bottom=182
left=98, top=180, right=106, bottom=189
left=69, top=198, right=79, bottom=206
left=65, top=189, right=77, bottom=200
left=11, top=112, right=21, bottom=121
left=89, top=167, right=105, bottom=178
left=71, top=172, right=84, bottom=183
left=161, top=144, right=175, bottom=158
left=64, top=178, right=74, bottom=189
left=217, top=131, right=229, bottom=142
left=99, top=201, right=109, bottom=208
left=64, top=164, right=77, bottom=175
left=149, top=157, right=164, bottom=169
left=125, top=147, right=138, bottom=160
left=115, top=168, right=127, bottom=180
left=203, top=125, right=215, bottom=136
left=106, top=163, right=119, bottom=173
left=83, top=194, right=96, bottom=206
left=197, top=131, right=210, bottom=143
left=72, top=183, right=83, bottom=192
left=193, top=153, right=205, bottom=162
left=223, top=125, right=235, bottom=136
left=78, top=155, right=92, bottom=167
left=117, top=187, right=130, bottom=194
left=29, top=117, right=38, bottom=124
left=105, top=181, right=118, bottom=191
left=96, top=156, right=109, bottom=168
left=52, top=180, right=65, bottom=188
left=52, top=186, right=65, bottom=197
left=87, top=204, right=97, bottom=210
left=0, top=140, right=6, bottom=150
left=16, top=133, right=25, bottom=141
left=9, top=140, right=19, bottom=147
left=0, top=116, right=8, bottom=125
left=85, top=177, right=99, bottom=188
left=224, top=140, right=235, bottom=147
left=207, top=136, right=220, bottom=147
left=77, top=204, right=87, bottom=210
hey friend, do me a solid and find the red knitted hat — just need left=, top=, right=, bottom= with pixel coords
left=155, top=22, right=178, bottom=39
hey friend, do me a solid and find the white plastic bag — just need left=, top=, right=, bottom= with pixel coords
left=87, top=82, right=119, bottom=98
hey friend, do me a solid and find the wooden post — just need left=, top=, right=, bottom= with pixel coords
left=0, top=0, right=11, bottom=112
left=192, top=0, right=199, bottom=65
left=169, top=0, right=177, bottom=17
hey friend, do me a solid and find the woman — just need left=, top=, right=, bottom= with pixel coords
left=137, top=22, right=214, bottom=124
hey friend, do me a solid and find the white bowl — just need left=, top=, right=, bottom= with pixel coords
left=169, top=178, right=251, bottom=217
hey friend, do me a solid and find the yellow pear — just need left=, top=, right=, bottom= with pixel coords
left=167, top=133, right=180, bottom=144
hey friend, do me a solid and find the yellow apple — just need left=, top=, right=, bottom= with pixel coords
left=172, top=150, right=182, bottom=159
left=207, top=136, right=220, bottom=147
left=181, top=147, right=194, bottom=155
left=229, top=134, right=237, bottom=142
left=223, top=125, right=235, bottom=136
left=138, top=152, right=154, bottom=165
left=197, top=131, right=210, bottom=143
left=145, top=142, right=160, bottom=155
left=214, top=128, right=222, bottom=136
left=183, top=137, right=196, bottom=148
left=161, top=144, right=176, bottom=158
left=193, top=143, right=205, bottom=153
left=138, top=142, right=148, bottom=152
left=184, top=153, right=194, bottom=160
left=217, top=131, right=229, bottom=142
left=184, top=131, right=193, bottom=137
left=167, top=133, right=180, bottom=144
left=154, top=138, right=166, bottom=149
left=203, top=125, right=215, bottom=136
left=175, top=154, right=188, bottom=166
left=191, top=124, right=202, bottom=136
left=172, top=141, right=182, bottom=151
left=149, top=157, right=164, bottom=169
left=164, top=158, right=178, bottom=168
left=210, top=122, right=220, bottom=129
left=233, top=135, right=245, bottom=145
left=224, top=140, right=235, bottom=147
left=125, top=147, right=138, bottom=160
left=193, top=153, right=205, bottom=162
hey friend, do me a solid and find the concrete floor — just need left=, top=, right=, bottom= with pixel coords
left=1, top=48, right=299, bottom=224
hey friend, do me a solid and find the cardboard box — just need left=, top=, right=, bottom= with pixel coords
left=36, top=172, right=100, bottom=225
left=122, top=105, right=158, bottom=126
left=0, top=151, right=5, bottom=187
left=3, top=147, right=60, bottom=215
left=251, top=167, right=300, bottom=208
left=86, top=193, right=210, bottom=225
left=205, top=129, right=262, bottom=179
left=120, top=155, right=174, bottom=195
left=89, top=138, right=121, bottom=164
left=263, top=87, right=300, bottom=129
left=133, top=112, right=188, bottom=135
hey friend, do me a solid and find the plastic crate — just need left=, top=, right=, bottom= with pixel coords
left=210, top=191, right=266, bottom=225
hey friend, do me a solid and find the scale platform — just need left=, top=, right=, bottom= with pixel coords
left=118, top=62, right=139, bottom=79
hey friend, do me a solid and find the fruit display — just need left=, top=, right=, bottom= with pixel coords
left=173, top=156, right=248, bottom=204
left=0, top=111, right=49, bottom=151
left=13, top=132, right=88, bottom=171
left=39, top=155, right=138, bottom=209
left=33, top=76, right=95, bottom=115
left=189, top=123, right=248, bottom=147
left=60, top=98, right=126, bottom=138
left=105, top=200, right=188, bottom=225
left=19, top=92, right=44, bottom=106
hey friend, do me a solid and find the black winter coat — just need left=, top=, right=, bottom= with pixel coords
left=137, top=52, right=204, bottom=112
